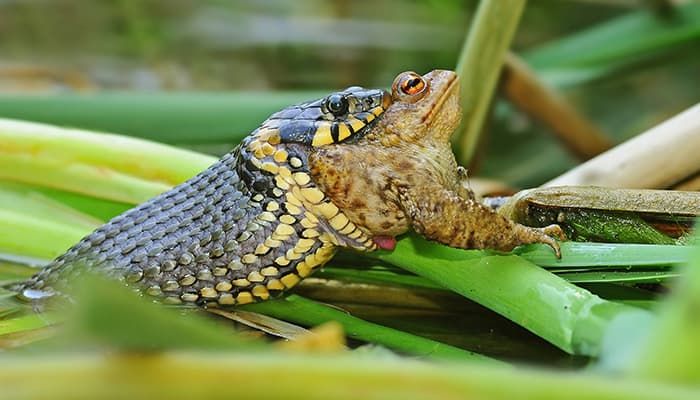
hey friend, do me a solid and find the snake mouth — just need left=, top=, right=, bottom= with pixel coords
left=422, top=73, right=459, bottom=126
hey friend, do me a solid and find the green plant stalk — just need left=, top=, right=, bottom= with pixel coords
left=320, top=266, right=678, bottom=290
left=0, top=155, right=170, bottom=205
left=318, top=267, right=444, bottom=290
left=370, top=234, right=653, bottom=356
left=1, top=352, right=699, bottom=400
left=65, top=274, right=258, bottom=351
left=0, top=183, right=101, bottom=231
left=557, top=270, right=679, bottom=284
left=0, top=313, right=55, bottom=336
left=243, top=295, right=492, bottom=363
left=515, top=241, right=689, bottom=267
left=0, top=210, right=85, bottom=260
left=454, top=0, right=526, bottom=164
left=0, top=92, right=325, bottom=145
left=0, top=118, right=216, bottom=203
left=629, top=226, right=700, bottom=383
left=0, top=261, right=36, bottom=282
left=2, top=182, right=133, bottom=222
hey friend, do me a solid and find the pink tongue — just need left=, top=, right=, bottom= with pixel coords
left=373, top=235, right=397, bottom=250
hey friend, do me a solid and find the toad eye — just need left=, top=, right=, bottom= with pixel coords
left=398, top=73, right=426, bottom=96
left=324, top=94, right=349, bottom=117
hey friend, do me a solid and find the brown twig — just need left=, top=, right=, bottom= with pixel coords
left=502, top=54, right=613, bottom=160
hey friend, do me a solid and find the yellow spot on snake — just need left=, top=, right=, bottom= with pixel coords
left=261, top=142, right=275, bottom=156
left=293, top=172, right=311, bottom=186
left=236, top=291, right=254, bottom=304
left=280, top=274, right=301, bottom=288
left=340, top=222, right=356, bottom=235
left=253, top=147, right=266, bottom=159
left=302, top=228, right=320, bottom=238
left=337, top=123, right=351, bottom=141
left=279, top=214, right=296, bottom=225
left=233, top=278, right=251, bottom=287
left=285, top=248, right=302, bottom=260
left=284, top=202, right=303, bottom=215
left=257, top=129, right=271, bottom=141
left=275, top=223, right=295, bottom=236
left=348, top=117, right=365, bottom=132
left=315, top=202, right=339, bottom=219
left=275, top=256, right=290, bottom=266
left=273, top=149, right=288, bottom=163
left=286, top=192, right=303, bottom=207
left=247, top=270, right=265, bottom=282
left=278, top=166, right=292, bottom=179
left=268, top=131, right=281, bottom=145
left=241, top=254, right=258, bottom=264
left=300, top=187, right=325, bottom=204
left=264, top=238, right=283, bottom=248
left=300, top=218, right=316, bottom=229
left=258, top=211, right=276, bottom=222
left=289, top=157, right=303, bottom=168
left=261, top=266, right=279, bottom=276
left=329, top=214, right=349, bottom=230
left=218, top=293, right=235, bottom=305
left=305, top=253, right=321, bottom=268
left=254, top=243, right=270, bottom=255
left=267, top=279, right=285, bottom=291
left=296, top=262, right=312, bottom=277
left=312, top=122, right=333, bottom=147
left=252, top=285, right=270, bottom=300
left=296, top=238, right=316, bottom=249
left=275, top=176, right=290, bottom=190
left=304, top=211, right=319, bottom=223
left=261, top=162, right=279, bottom=174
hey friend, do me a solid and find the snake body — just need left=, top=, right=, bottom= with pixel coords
left=17, top=86, right=391, bottom=306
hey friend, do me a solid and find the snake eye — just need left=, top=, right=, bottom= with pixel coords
left=324, top=94, right=349, bottom=117
left=398, top=73, right=426, bottom=96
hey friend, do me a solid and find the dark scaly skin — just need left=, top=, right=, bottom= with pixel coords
left=16, top=69, right=563, bottom=306
left=16, top=86, right=390, bottom=306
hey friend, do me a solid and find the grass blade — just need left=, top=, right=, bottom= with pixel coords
left=515, top=242, right=689, bottom=268
left=0, top=118, right=215, bottom=203
left=244, top=295, right=495, bottom=363
left=525, top=3, right=700, bottom=86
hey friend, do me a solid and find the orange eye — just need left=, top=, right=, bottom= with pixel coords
left=399, top=74, right=426, bottom=96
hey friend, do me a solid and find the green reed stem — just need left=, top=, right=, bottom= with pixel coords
left=454, top=0, right=526, bottom=164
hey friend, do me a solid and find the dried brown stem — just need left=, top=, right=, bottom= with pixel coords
left=545, top=103, right=700, bottom=189
left=502, top=54, right=613, bottom=160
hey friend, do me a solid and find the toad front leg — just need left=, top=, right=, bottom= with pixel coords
left=399, top=181, right=563, bottom=258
